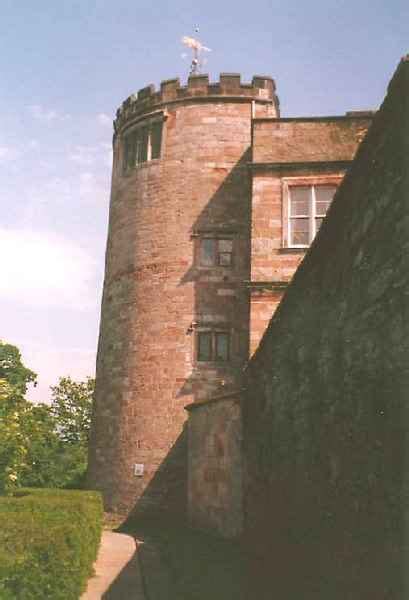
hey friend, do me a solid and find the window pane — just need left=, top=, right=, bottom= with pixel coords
left=133, top=129, right=141, bottom=165
left=290, top=187, right=310, bottom=216
left=215, top=333, right=229, bottom=361
left=218, top=239, right=233, bottom=252
left=200, top=239, right=216, bottom=266
left=125, top=132, right=137, bottom=168
left=139, top=127, right=149, bottom=163
left=290, top=218, right=309, bottom=245
left=218, top=252, right=232, bottom=266
left=150, top=122, right=162, bottom=159
left=315, top=185, right=336, bottom=216
left=198, top=332, right=212, bottom=361
left=315, top=217, right=324, bottom=232
left=124, top=137, right=130, bottom=168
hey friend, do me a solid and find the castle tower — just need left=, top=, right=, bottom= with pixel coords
left=88, top=73, right=279, bottom=516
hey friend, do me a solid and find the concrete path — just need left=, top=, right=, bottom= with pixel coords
left=81, top=530, right=146, bottom=599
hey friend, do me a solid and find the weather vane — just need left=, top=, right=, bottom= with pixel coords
left=181, top=26, right=211, bottom=75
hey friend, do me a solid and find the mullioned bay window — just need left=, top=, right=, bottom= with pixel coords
left=123, top=118, right=163, bottom=171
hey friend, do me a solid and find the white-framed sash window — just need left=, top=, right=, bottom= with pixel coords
left=287, top=184, right=337, bottom=247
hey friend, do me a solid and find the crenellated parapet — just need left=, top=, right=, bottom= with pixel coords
left=114, top=73, right=279, bottom=133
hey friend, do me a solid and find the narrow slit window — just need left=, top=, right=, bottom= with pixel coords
left=140, top=126, right=149, bottom=163
left=150, top=122, right=163, bottom=159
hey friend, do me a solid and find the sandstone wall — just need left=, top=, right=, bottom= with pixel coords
left=88, top=74, right=277, bottom=516
left=252, top=115, right=372, bottom=164
left=243, top=58, right=409, bottom=599
left=248, top=115, right=371, bottom=354
left=186, top=394, right=243, bottom=538
left=249, top=167, right=345, bottom=354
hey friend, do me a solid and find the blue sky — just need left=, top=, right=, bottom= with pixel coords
left=1, top=0, right=408, bottom=402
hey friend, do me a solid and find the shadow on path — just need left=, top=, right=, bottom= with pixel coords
left=104, top=518, right=247, bottom=600
left=102, top=551, right=145, bottom=600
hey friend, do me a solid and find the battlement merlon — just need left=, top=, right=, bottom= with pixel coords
left=114, top=73, right=279, bottom=133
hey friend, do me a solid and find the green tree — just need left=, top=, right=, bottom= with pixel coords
left=46, top=376, right=95, bottom=488
left=19, top=403, right=60, bottom=488
left=0, top=340, right=37, bottom=493
left=0, top=403, right=28, bottom=493
left=0, top=340, right=37, bottom=398
left=0, top=341, right=95, bottom=492
left=50, top=376, right=94, bottom=445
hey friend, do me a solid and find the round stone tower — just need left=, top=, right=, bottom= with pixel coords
left=88, top=73, right=279, bottom=516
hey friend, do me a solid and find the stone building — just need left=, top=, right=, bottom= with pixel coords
left=87, top=71, right=371, bottom=525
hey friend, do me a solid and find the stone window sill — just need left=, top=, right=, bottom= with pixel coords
left=278, top=247, right=307, bottom=254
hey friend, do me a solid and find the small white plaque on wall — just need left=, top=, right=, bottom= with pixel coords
left=134, top=463, right=144, bottom=477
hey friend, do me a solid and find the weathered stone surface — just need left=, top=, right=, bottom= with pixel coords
left=186, top=395, right=243, bottom=539
left=252, top=115, right=371, bottom=164
left=243, top=58, right=409, bottom=599
left=247, top=113, right=372, bottom=354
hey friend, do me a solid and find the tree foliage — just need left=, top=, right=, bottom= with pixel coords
left=0, top=341, right=36, bottom=493
left=50, top=376, right=94, bottom=445
left=0, top=341, right=37, bottom=398
left=0, top=340, right=94, bottom=493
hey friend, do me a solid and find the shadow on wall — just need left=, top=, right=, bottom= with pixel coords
left=244, top=376, right=409, bottom=600
left=94, top=57, right=409, bottom=600
left=242, top=57, right=409, bottom=600
left=131, top=428, right=188, bottom=523
left=178, top=147, right=252, bottom=402
left=124, top=147, right=252, bottom=520
left=115, top=147, right=253, bottom=519
left=88, top=146, right=254, bottom=597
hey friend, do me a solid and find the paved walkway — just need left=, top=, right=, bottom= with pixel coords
left=81, top=530, right=146, bottom=599
left=81, top=522, right=244, bottom=599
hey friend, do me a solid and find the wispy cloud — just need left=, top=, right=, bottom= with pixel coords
left=0, top=139, right=41, bottom=167
left=69, top=142, right=112, bottom=169
left=27, top=104, right=71, bottom=122
left=78, top=171, right=109, bottom=203
left=21, top=168, right=110, bottom=224
left=0, top=144, right=20, bottom=162
left=97, top=112, right=112, bottom=127
left=100, top=142, right=113, bottom=167
left=0, top=228, right=98, bottom=310
left=69, top=145, right=98, bottom=166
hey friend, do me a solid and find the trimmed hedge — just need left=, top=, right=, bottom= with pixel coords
left=0, top=488, right=103, bottom=599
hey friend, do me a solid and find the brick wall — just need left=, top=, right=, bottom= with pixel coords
left=186, top=394, right=243, bottom=538
left=243, top=58, right=409, bottom=599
